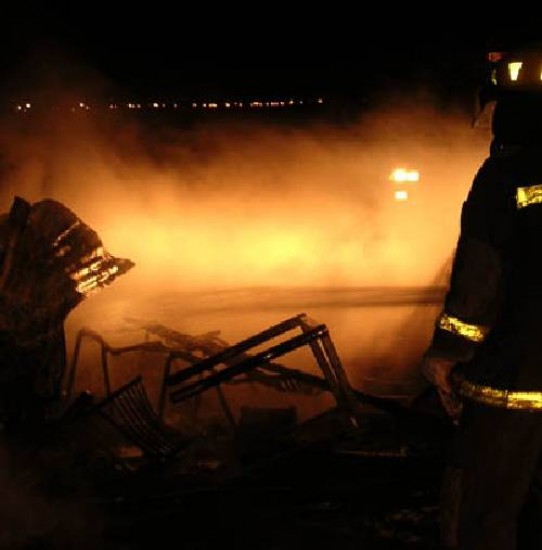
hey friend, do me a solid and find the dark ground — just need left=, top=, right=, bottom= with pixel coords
left=0, top=392, right=450, bottom=550
left=102, top=402, right=449, bottom=550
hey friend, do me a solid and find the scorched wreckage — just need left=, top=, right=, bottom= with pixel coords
left=0, top=195, right=134, bottom=431
left=0, top=195, right=449, bottom=548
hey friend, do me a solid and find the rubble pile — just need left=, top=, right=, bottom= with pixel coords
left=0, top=195, right=451, bottom=549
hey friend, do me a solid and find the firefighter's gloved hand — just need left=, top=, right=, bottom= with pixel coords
left=421, top=356, right=463, bottom=425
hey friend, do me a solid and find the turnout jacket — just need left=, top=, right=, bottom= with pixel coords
left=425, top=142, right=542, bottom=409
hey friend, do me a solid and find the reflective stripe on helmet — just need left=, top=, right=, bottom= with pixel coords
left=491, top=46, right=542, bottom=91
left=437, top=313, right=489, bottom=343
left=456, top=377, right=542, bottom=410
left=517, top=184, right=542, bottom=208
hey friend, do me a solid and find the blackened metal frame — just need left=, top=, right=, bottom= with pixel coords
left=159, top=313, right=363, bottom=428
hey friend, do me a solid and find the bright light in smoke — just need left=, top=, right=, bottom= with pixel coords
left=389, top=168, right=420, bottom=182
left=394, top=190, right=409, bottom=201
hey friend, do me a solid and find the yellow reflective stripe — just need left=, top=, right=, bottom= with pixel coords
left=517, top=184, right=542, bottom=209
left=438, top=313, right=489, bottom=343
left=456, top=378, right=542, bottom=410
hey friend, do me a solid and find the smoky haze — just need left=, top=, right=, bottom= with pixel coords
left=0, top=55, right=491, bottom=397
left=0, top=84, right=490, bottom=290
left=0, top=34, right=495, bottom=550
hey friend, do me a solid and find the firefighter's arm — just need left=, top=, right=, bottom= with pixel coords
left=422, top=261, right=496, bottom=423
left=422, top=158, right=511, bottom=419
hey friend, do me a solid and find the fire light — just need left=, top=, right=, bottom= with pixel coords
left=389, top=168, right=420, bottom=183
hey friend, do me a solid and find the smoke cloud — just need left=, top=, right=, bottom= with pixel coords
left=0, top=51, right=491, bottom=396
left=0, top=39, right=495, bottom=550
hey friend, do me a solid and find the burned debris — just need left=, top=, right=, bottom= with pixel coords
left=0, top=195, right=451, bottom=548
left=59, top=312, right=450, bottom=487
left=0, top=195, right=134, bottom=434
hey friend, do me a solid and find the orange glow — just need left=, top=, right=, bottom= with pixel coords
left=0, top=100, right=488, bottom=292
left=394, top=190, right=408, bottom=201
left=0, top=75, right=491, bottom=397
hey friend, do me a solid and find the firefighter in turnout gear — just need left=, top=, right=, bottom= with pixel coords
left=421, top=41, right=542, bottom=549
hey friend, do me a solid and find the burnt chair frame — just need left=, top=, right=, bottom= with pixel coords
left=159, top=313, right=363, bottom=428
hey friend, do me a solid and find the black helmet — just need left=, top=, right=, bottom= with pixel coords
left=477, top=41, right=542, bottom=146
left=488, top=42, right=542, bottom=95
left=477, top=39, right=542, bottom=106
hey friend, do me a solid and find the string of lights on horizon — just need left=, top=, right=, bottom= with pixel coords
left=11, top=97, right=326, bottom=114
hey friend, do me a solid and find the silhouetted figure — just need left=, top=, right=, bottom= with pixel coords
left=421, top=42, right=542, bottom=549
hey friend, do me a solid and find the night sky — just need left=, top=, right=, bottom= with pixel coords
left=0, top=9, right=540, bottom=104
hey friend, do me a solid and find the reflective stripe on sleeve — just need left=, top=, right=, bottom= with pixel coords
left=437, top=313, right=490, bottom=343
left=456, top=377, right=542, bottom=410
left=517, top=184, right=542, bottom=209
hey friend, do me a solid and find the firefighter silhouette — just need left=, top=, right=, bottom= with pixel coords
left=421, top=41, right=542, bottom=549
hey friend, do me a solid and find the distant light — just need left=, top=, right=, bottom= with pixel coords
left=389, top=168, right=420, bottom=183
left=394, top=190, right=409, bottom=201
left=4, top=95, right=329, bottom=114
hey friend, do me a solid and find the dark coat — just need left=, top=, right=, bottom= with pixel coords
left=426, top=142, right=542, bottom=392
